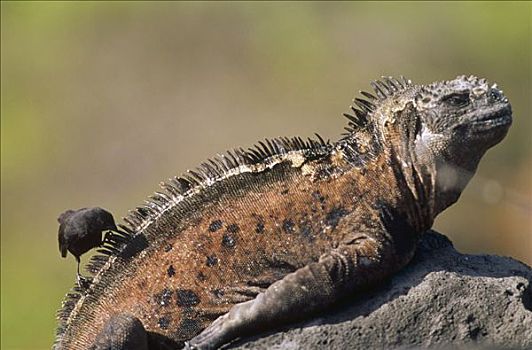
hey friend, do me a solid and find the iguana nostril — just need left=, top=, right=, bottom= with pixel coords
left=489, top=88, right=504, bottom=102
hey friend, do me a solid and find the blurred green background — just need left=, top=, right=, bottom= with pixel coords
left=1, top=2, right=530, bottom=349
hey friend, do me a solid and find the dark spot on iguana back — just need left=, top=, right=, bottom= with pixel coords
left=252, top=214, right=265, bottom=233
left=222, top=234, right=236, bottom=248
left=326, top=207, right=348, bottom=229
left=197, top=272, right=207, bottom=282
left=167, top=265, right=175, bottom=277
left=282, top=219, right=295, bottom=234
left=208, top=220, right=223, bottom=232
left=177, top=318, right=202, bottom=339
left=206, top=255, right=218, bottom=267
left=164, top=244, right=172, bottom=252
left=158, top=317, right=170, bottom=330
left=154, top=289, right=173, bottom=307
left=212, top=289, right=224, bottom=298
left=281, top=188, right=289, bottom=195
left=176, top=289, right=200, bottom=307
left=226, top=224, right=240, bottom=233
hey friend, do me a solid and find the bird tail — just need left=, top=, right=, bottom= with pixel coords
left=60, top=245, right=68, bottom=258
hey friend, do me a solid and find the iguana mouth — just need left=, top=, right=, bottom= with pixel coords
left=472, top=105, right=512, bottom=128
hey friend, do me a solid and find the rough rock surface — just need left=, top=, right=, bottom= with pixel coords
left=229, top=231, right=532, bottom=350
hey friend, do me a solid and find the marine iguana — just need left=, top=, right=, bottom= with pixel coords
left=54, top=75, right=512, bottom=350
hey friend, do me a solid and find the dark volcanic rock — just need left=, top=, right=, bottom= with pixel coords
left=230, top=231, right=532, bottom=350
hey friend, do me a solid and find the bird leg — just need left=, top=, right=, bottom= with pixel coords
left=76, top=256, right=81, bottom=276
left=75, top=256, right=92, bottom=289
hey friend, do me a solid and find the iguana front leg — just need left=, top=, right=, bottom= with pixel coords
left=91, top=313, right=149, bottom=350
left=187, top=229, right=416, bottom=350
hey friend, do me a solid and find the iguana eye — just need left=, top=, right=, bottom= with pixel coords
left=442, top=92, right=470, bottom=108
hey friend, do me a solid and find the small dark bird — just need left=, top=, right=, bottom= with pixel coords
left=58, top=207, right=120, bottom=278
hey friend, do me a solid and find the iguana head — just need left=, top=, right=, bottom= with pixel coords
left=344, top=75, right=512, bottom=218
left=413, top=75, right=512, bottom=171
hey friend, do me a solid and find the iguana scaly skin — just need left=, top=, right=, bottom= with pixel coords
left=54, top=76, right=512, bottom=350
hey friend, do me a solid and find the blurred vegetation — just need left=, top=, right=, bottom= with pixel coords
left=1, top=2, right=530, bottom=349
